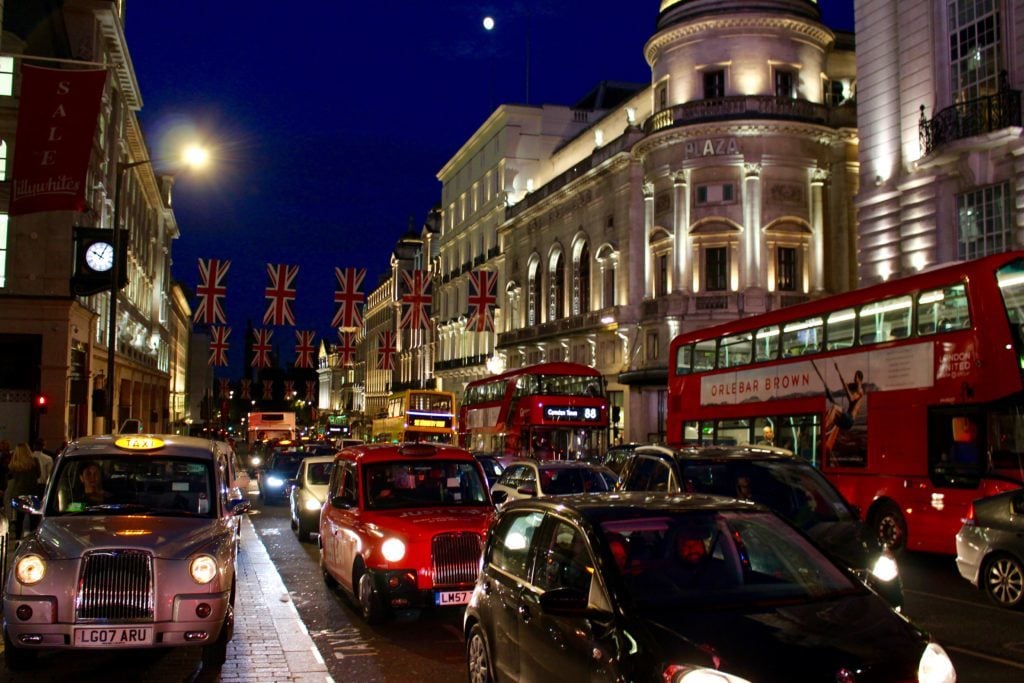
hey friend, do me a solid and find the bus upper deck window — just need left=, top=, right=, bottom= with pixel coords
left=917, top=285, right=970, bottom=335
left=719, top=333, right=752, bottom=368
left=754, top=325, right=780, bottom=362
left=782, top=317, right=823, bottom=356
left=676, top=344, right=694, bottom=375
left=826, top=308, right=856, bottom=350
left=694, top=340, right=716, bottom=371
left=860, top=295, right=912, bottom=343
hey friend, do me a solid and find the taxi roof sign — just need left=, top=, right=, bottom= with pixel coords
left=114, top=436, right=166, bottom=451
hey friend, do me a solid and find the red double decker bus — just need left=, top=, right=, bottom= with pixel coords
left=667, top=252, right=1024, bottom=554
left=458, top=362, right=609, bottom=460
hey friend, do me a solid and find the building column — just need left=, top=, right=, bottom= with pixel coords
left=642, top=178, right=655, bottom=298
left=672, top=170, right=690, bottom=293
left=810, top=168, right=829, bottom=293
left=742, top=163, right=763, bottom=289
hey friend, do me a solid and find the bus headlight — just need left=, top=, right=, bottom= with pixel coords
left=15, top=555, right=46, bottom=585
left=381, top=538, right=406, bottom=563
left=918, top=642, right=956, bottom=683
left=871, top=546, right=899, bottom=583
left=190, top=554, right=219, bottom=584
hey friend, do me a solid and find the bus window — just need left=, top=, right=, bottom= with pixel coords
left=716, top=419, right=749, bottom=446
left=694, top=340, right=716, bottom=371
left=826, top=308, right=856, bottom=350
left=675, top=344, right=693, bottom=375
left=682, top=421, right=701, bottom=444
left=719, top=332, right=752, bottom=368
left=917, top=285, right=970, bottom=335
left=754, top=325, right=780, bottom=362
left=782, top=317, right=823, bottom=357
left=928, top=409, right=984, bottom=488
left=859, top=295, right=912, bottom=344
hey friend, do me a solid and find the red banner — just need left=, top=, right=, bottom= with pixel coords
left=11, top=66, right=107, bottom=216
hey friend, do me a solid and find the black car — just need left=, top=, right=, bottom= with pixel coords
left=474, top=454, right=506, bottom=488
left=465, top=493, right=956, bottom=683
left=616, top=444, right=902, bottom=605
left=258, top=450, right=311, bottom=504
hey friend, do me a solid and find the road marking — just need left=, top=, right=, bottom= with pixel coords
left=904, top=588, right=1004, bottom=611
left=312, top=626, right=380, bottom=660
left=946, top=645, right=1024, bottom=670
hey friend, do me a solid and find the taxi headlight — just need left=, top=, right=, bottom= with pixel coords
left=663, top=665, right=751, bottom=683
left=14, top=555, right=46, bottom=585
left=250, top=456, right=261, bottom=467
left=189, top=554, right=219, bottom=585
left=304, top=498, right=321, bottom=511
left=381, top=538, right=406, bottom=563
left=871, top=547, right=899, bottom=583
left=266, top=476, right=284, bottom=488
left=918, top=642, right=956, bottom=683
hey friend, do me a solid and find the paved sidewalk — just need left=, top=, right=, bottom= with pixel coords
left=218, top=515, right=333, bottom=683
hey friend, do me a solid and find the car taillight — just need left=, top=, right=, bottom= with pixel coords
left=962, top=502, right=975, bottom=526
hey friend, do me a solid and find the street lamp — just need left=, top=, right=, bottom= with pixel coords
left=105, top=146, right=209, bottom=432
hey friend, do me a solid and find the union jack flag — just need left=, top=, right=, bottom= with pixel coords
left=240, top=379, right=251, bottom=400
left=294, top=330, right=316, bottom=369
left=208, top=325, right=230, bottom=366
left=194, top=258, right=230, bottom=325
left=284, top=380, right=295, bottom=397
left=218, top=378, right=231, bottom=400
left=264, top=263, right=298, bottom=326
left=377, top=330, right=396, bottom=370
left=305, top=382, right=316, bottom=402
left=261, top=380, right=273, bottom=400
left=467, top=270, right=498, bottom=332
left=332, top=267, right=366, bottom=330
left=399, top=270, right=432, bottom=331
left=252, top=328, right=273, bottom=368
left=337, top=330, right=356, bottom=367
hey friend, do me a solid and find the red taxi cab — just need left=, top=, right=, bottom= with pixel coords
left=2, top=435, right=250, bottom=670
left=319, top=443, right=492, bottom=622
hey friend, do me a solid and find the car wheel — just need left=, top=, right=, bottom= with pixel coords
left=357, top=570, right=386, bottom=624
left=297, top=517, right=313, bottom=543
left=870, top=501, right=907, bottom=553
left=290, top=507, right=298, bottom=531
left=466, top=623, right=495, bottom=683
left=3, top=627, right=34, bottom=671
left=982, top=553, right=1024, bottom=609
left=202, top=579, right=235, bottom=666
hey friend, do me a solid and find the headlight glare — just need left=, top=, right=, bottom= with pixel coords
left=189, top=554, right=218, bottom=584
left=663, top=665, right=751, bottom=683
left=304, top=498, right=321, bottom=511
left=15, top=555, right=46, bottom=585
left=871, top=547, right=899, bottom=582
left=918, top=642, right=956, bottom=683
left=381, top=538, right=406, bottom=563
left=266, top=476, right=284, bottom=488
left=250, top=456, right=261, bottom=467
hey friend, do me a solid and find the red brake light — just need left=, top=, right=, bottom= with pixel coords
left=962, top=502, right=975, bottom=526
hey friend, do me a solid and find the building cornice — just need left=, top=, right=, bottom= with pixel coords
left=95, top=7, right=141, bottom=111
left=645, top=16, right=834, bottom=66
left=631, top=120, right=852, bottom=159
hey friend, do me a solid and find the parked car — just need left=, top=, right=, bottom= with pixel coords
left=3, top=434, right=250, bottom=670
left=489, top=460, right=617, bottom=507
left=615, top=444, right=902, bottom=605
left=319, top=443, right=492, bottom=622
left=465, top=492, right=956, bottom=683
left=259, top=450, right=312, bottom=504
left=289, top=455, right=334, bottom=542
left=956, top=487, right=1024, bottom=609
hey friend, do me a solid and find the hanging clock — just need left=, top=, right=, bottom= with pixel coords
left=84, top=240, right=114, bottom=272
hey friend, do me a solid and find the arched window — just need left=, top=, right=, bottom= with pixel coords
left=528, top=258, right=542, bottom=325
left=575, top=242, right=591, bottom=314
left=549, top=251, right=565, bottom=319
left=596, top=243, right=618, bottom=309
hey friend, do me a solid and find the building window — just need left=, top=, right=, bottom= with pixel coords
left=603, top=263, right=616, bottom=308
left=529, top=264, right=542, bottom=325
left=705, top=247, right=728, bottom=291
left=0, top=139, right=6, bottom=181
left=549, top=252, right=565, bottom=320
left=949, top=0, right=1001, bottom=101
left=774, top=69, right=795, bottom=98
left=776, top=247, right=798, bottom=291
left=703, top=69, right=725, bottom=99
left=828, top=80, right=846, bottom=106
left=957, top=182, right=1011, bottom=260
left=0, top=212, right=7, bottom=287
left=655, top=252, right=669, bottom=296
left=646, top=331, right=660, bottom=360
left=0, top=57, right=12, bottom=96
left=696, top=183, right=734, bottom=205
left=656, top=82, right=668, bottom=109
left=575, top=242, right=591, bottom=315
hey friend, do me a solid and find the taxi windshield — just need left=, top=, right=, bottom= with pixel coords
left=47, top=456, right=216, bottom=518
left=364, top=460, right=490, bottom=509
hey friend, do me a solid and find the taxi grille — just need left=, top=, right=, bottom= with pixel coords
left=432, top=532, right=482, bottom=586
left=76, top=550, right=154, bottom=622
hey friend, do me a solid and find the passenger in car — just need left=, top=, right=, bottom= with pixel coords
left=78, top=461, right=111, bottom=505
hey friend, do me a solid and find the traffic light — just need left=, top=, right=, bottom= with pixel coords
left=35, top=394, right=48, bottom=414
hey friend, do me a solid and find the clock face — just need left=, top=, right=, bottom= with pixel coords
left=84, top=241, right=114, bottom=272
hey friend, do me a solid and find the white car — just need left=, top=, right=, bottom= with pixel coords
left=489, top=459, right=617, bottom=507
left=289, top=455, right=334, bottom=542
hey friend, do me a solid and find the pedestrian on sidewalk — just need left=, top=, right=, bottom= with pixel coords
left=5, top=443, right=40, bottom=539
left=29, top=439, right=54, bottom=532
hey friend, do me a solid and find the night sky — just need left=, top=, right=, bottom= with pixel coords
left=125, top=1, right=854, bottom=375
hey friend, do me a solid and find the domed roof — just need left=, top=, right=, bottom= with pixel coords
left=657, top=0, right=822, bottom=29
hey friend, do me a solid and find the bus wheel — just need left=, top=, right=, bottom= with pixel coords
left=982, top=553, right=1024, bottom=609
left=871, top=502, right=907, bottom=553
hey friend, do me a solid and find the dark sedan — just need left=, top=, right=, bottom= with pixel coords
left=258, top=450, right=310, bottom=504
left=465, top=493, right=955, bottom=683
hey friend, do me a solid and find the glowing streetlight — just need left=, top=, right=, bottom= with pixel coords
left=482, top=16, right=495, bottom=31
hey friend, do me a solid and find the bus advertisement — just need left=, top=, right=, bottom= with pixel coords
left=458, top=362, right=609, bottom=461
left=371, top=390, right=456, bottom=444
left=667, top=252, right=1024, bottom=554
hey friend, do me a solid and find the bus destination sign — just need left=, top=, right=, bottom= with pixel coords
left=411, top=416, right=453, bottom=429
left=543, top=405, right=602, bottom=423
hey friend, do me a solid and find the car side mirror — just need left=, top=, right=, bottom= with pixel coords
left=491, top=490, right=508, bottom=506
left=13, top=494, right=42, bottom=515
left=517, top=485, right=536, bottom=497
left=331, top=495, right=353, bottom=509
left=227, top=497, right=251, bottom=516
left=539, top=587, right=595, bottom=617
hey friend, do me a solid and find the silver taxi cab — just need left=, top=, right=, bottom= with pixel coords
left=3, top=435, right=250, bottom=670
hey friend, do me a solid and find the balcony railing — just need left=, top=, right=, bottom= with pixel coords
left=643, top=96, right=855, bottom=134
left=919, top=83, right=1022, bottom=156
left=497, top=310, right=605, bottom=347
